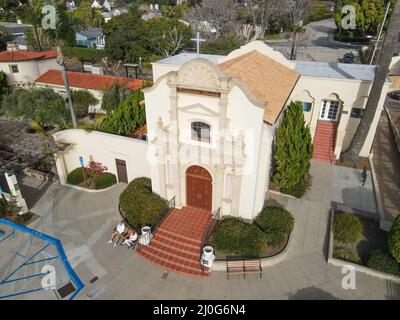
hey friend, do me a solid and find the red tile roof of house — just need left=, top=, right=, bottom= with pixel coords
left=0, top=50, right=58, bottom=62
left=35, top=69, right=143, bottom=91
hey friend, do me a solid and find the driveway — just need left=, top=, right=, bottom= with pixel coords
left=25, top=161, right=400, bottom=300
left=266, top=19, right=361, bottom=62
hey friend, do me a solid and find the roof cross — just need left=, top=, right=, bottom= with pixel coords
left=191, top=32, right=205, bottom=55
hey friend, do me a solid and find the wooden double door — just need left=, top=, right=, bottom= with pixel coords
left=186, top=166, right=212, bottom=211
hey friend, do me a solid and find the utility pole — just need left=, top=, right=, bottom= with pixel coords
left=56, top=48, right=77, bottom=128
left=370, top=2, right=391, bottom=65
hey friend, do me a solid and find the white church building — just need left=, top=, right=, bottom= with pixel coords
left=54, top=41, right=390, bottom=221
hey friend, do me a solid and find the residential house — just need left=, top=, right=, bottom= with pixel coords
left=0, top=43, right=60, bottom=86
left=75, top=28, right=105, bottom=49
left=35, top=68, right=143, bottom=113
left=0, top=21, right=32, bottom=50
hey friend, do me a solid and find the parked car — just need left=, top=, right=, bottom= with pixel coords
left=340, top=52, right=355, bottom=64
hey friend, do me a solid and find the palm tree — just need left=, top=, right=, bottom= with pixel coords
left=341, top=0, right=400, bottom=164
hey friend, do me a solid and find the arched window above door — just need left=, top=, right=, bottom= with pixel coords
left=191, top=121, right=211, bottom=143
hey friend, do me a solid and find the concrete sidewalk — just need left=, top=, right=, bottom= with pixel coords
left=21, top=160, right=399, bottom=300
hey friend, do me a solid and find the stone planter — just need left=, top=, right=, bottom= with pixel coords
left=201, top=246, right=216, bottom=269
left=138, top=226, right=153, bottom=246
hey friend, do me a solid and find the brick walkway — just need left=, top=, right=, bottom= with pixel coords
left=372, top=110, right=400, bottom=222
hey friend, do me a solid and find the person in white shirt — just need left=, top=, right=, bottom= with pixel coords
left=122, top=231, right=138, bottom=249
left=107, top=220, right=127, bottom=247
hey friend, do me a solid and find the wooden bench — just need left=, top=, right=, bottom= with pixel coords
left=226, top=257, right=262, bottom=279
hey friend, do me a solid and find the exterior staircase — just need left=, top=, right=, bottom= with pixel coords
left=137, top=206, right=212, bottom=278
left=313, top=121, right=338, bottom=164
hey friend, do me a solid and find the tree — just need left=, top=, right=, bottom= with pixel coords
left=68, top=0, right=104, bottom=28
left=335, top=0, right=393, bottom=37
left=0, top=26, right=11, bottom=51
left=247, top=0, right=280, bottom=39
left=271, top=101, right=313, bottom=191
left=341, top=0, right=400, bottom=164
left=141, top=17, right=192, bottom=57
left=2, top=87, right=71, bottom=128
left=388, top=215, right=400, bottom=263
left=202, top=34, right=240, bottom=55
left=0, top=71, right=9, bottom=105
left=70, top=90, right=98, bottom=117
left=185, top=0, right=238, bottom=38
left=24, top=0, right=76, bottom=50
left=101, top=83, right=132, bottom=114
left=99, top=90, right=146, bottom=136
left=286, top=0, right=310, bottom=60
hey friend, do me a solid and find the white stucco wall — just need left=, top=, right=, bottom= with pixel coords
left=289, top=76, right=389, bottom=158
left=53, top=129, right=150, bottom=185
left=0, top=58, right=60, bottom=86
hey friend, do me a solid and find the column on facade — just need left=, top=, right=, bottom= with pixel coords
left=334, top=101, right=351, bottom=159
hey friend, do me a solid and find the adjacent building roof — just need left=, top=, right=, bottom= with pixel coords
left=295, top=61, right=376, bottom=81
left=76, top=28, right=103, bottom=39
left=154, top=52, right=224, bottom=66
left=219, top=51, right=300, bottom=124
left=0, top=22, right=32, bottom=35
left=0, top=50, right=57, bottom=62
left=35, top=69, right=143, bottom=91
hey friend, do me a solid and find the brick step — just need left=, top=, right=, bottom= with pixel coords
left=314, top=142, right=335, bottom=147
left=138, top=247, right=208, bottom=278
left=150, top=235, right=201, bottom=255
left=139, top=243, right=200, bottom=266
left=156, top=227, right=204, bottom=246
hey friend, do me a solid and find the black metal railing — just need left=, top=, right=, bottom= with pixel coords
left=199, top=207, right=222, bottom=273
left=151, top=196, right=176, bottom=234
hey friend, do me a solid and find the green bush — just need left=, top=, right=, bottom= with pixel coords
left=66, top=167, right=84, bottom=185
left=211, top=218, right=266, bottom=256
left=255, top=206, right=294, bottom=247
left=119, top=178, right=167, bottom=229
left=366, top=249, right=400, bottom=275
left=334, top=246, right=361, bottom=264
left=333, top=213, right=363, bottom=244
left=388, top=215, right=400, bottom=263
left=281, top=176, right=310, bottom=198
left=94, top=172, right=117, bottom=190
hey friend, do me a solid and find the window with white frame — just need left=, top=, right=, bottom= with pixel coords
left=191, top=121, right=211, bottom=143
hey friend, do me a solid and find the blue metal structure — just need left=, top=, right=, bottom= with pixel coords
left=0, top=218, right=84, bottom=300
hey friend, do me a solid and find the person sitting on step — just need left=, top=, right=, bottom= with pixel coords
left=107, top=220, right=127, bottom=247
left=122, top=230, right=138, bottom=249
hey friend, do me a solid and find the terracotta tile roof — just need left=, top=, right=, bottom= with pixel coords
left=132, top=124, right=147, bottom=136
left=218, top=51, right=300, bottom=124
left=0, top=50, right=57, bottom=62
left=35, top=69, right=143, bottom=91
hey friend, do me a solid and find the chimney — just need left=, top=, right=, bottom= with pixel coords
left=91, top=64, right=103, bottom=75
left=7, top=42, right=19, bottom=52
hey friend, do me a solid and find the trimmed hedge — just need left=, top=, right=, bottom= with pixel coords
left=334, top=246, right=361, bottom=264
left=255, top=206, right=294, bottom=247
left=211, top=218, right=266, bottom=257
left=388, top=215, right=400, bottom=263
left=94, top=172, right=117, bottom=190
left=119, top=178, right=167, bottom=229
left=333, top=213, right=363, bottom=244
left=366, top=249, right=400, bottom=276
left=66, top=167, right=84, bottom=185
left=281, top=176, right=310, bottom=199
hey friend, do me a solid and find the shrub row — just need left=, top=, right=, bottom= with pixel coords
left=66, top=167, right=84, bottom=185
left=211, top=206, right=294, bottom=257
left=333, top=212, right=363, bottom=244
left=366, top=249, right=400, bottom=276
left=66, top=167, right=117, bottom=189
left=119, top=177, right=167, bottom=229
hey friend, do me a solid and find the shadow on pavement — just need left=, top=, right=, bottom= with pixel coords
left=288, top=286, right=339, bottom=300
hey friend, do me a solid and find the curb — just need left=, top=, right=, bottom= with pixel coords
left=63, top=183, right=118, bottom=193
left=211, top=229, right=294, bottom=271
left=327, top=209, right=400, bottom=283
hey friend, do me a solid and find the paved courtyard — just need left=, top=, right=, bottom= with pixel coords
left=14, top=161, right=400, bottom=300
